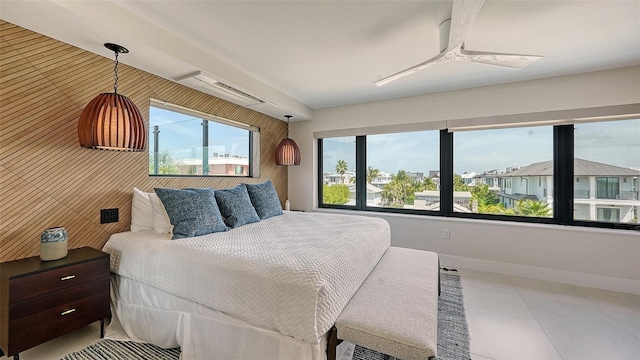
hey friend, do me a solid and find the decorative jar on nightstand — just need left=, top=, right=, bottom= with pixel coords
left=40, top=226, right=68, bottom=261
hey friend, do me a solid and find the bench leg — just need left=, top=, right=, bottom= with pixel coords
left=327, top=326, right=338, bottom=360
left=438, top=256, right=441, bottom=297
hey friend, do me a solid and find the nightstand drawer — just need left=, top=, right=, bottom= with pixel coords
left=9, top=277, right=110, bottom=320
left=7, top=279, right=110, bottom=355
left=9, top=257, right=110, bottom=303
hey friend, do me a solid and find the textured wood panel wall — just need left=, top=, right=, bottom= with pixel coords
left=0, top=21, right=288, bottom=262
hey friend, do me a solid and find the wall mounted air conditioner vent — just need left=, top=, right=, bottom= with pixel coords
left=174, top=71, right=273, bottom=107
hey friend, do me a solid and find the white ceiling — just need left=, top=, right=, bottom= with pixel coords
left=1, top=0, right=639, bottom=121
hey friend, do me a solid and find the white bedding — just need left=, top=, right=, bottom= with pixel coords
left=103, top=211, right=390, bottom=343
left=107, top=275, right=340, bottom=360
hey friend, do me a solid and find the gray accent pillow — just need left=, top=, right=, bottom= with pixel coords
left=214, top=184, right=261, bottom=228
left=154, top=188, right=227, bottom=239
left=245, top=180, right=283, bottom=219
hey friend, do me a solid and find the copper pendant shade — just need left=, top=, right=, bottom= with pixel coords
left=78, top=43, right=146, bottom=151
left=275, top=115, right=301, bottom=166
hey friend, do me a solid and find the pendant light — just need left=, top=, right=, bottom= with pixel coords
left=275, top=115, right=301, bottom=166
left=78, top=43, right=147, bottom=151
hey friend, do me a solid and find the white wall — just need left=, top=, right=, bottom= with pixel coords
left=288, top=66, right=640, bottom=294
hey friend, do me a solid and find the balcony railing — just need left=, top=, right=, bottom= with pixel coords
left=574, top=190, right=639, bottom=200
left=574, top=190, right=590, bottom=199
left=618, top=191, right=639, bottom=200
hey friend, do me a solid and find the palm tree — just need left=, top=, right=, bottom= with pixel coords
left=149, top=149, right=181, bottom=175
left=335, top=160, right=348, bottom=184
left=420, top=177, right=438, bottom=191
left=471, top=183, right=499, bottom=212
left=366, top=166, right=380, bottom=184
left=382, top=170, right=416, bottom=206
left=382, top=182, right=401, bottom=207
left=516, top=199, right=551, bottom=217
left=478, top=202, right=514, bottom=215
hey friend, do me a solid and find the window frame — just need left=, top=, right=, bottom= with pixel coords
left=148, top=99, right=259, bottom=178
left=318, top=124, right=640, bottom=231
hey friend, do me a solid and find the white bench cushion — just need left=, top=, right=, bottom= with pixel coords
left=336, top=247, right=439, bottom=360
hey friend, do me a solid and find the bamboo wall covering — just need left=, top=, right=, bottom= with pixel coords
left=0, top=21, right=288, bottom=262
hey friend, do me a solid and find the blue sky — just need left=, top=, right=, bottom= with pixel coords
left=149, top=106, right=249, bottom=160
left=323, top=119, right=639, bottom=175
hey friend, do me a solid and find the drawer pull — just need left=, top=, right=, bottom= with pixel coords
left=60, top=275, right=76, bottom=281
left=61, top=309, right=76, bottom=316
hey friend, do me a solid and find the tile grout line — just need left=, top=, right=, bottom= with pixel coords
left=575, top=286, right=640, bottom=341
left=508, top=275, right=566, bottom=360
left=586, top=297, right=640, bottom=342
left=470, top=351, right=496, bottom=360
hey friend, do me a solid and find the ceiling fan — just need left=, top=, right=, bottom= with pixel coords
left=375, top=0, right=543, bottom=87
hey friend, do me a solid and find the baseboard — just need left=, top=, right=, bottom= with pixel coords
left=439, top=254, right=640, bottom=295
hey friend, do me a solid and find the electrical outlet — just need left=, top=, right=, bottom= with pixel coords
left=100, top=208, right=119, bottom=224
left=442, top=229, right=450, bottom=239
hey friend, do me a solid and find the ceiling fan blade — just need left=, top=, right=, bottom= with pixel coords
left=460, top=49, right=543, bottom=69
left=448, top=0, right=485, bottom=51
left=374, top=51, right=447, bottom=87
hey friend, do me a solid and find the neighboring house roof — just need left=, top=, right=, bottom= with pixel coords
left=404, top=202, right=472, bottom=213
left=504, top=158, right=640, bottom=177
left=348, top=183, right=383, bottom=194
left=415, top=190, right=472, bottom=198
left=496, top=191, right=539, bottom=201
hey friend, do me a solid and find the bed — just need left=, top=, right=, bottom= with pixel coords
left=103, top=210, right=390, bottom=359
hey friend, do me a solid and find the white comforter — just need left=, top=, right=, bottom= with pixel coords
left=103, top=211, right=390, bottom=343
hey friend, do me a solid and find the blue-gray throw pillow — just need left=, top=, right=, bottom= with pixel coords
left=154, top=188, right=227, bottom=239
left=214, top=184, right=261, bottom=228
left=245, top=180, right=283, bottom=219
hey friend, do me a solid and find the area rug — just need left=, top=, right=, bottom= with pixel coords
left=61, top=269, right=470, bottom=360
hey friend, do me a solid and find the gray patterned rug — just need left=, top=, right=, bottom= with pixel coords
left=61, top=269, right=469, bottom=360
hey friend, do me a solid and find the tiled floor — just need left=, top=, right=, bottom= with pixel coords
left=459, top=268, right=640, bottom=360
left=2, top=269, right=639, bottom=360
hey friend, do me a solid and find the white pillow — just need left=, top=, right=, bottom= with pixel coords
left=131, top=187, right=154, bottom=232
left=148, top=192, right=173, bottom=234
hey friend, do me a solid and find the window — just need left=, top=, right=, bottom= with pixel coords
left=148, top=100, right=259, bottom=177
left=366, top=131, right=439, bottom=210
left=575, top=119, right=639, bottom=225
left=453, top=126, right=553, bottom=218
left=320, top=136, right=356, bottom=206
left=597, top=208, right=620, bottom=222
left=596, top=177, right=620, bottom=199
left=318, top=118, right=639, bottom=230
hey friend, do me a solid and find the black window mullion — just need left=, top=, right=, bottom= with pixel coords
left=248, top=131, right=254, bottom=177
left=554, top=125, right=574, bottom=225
left=317, top=138, right=324, bottom=208
left=356, top=136, right=367, bottom=210
left=440, top=129, right=453, bottom=216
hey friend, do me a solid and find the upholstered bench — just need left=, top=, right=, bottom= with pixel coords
left=327, top=247, right=440, bottom=360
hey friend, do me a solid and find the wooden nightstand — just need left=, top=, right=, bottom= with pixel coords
left=0, top=247, right=110, bottom=360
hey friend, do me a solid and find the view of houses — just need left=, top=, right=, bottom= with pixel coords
left=323, top=158, right=640, bottom=223
left=149, top=151, right=249, bottom=176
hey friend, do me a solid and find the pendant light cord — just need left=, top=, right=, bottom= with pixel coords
left=285, top=115, right=292, bottom=139
left=113, top=51, right=119, bottom=95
